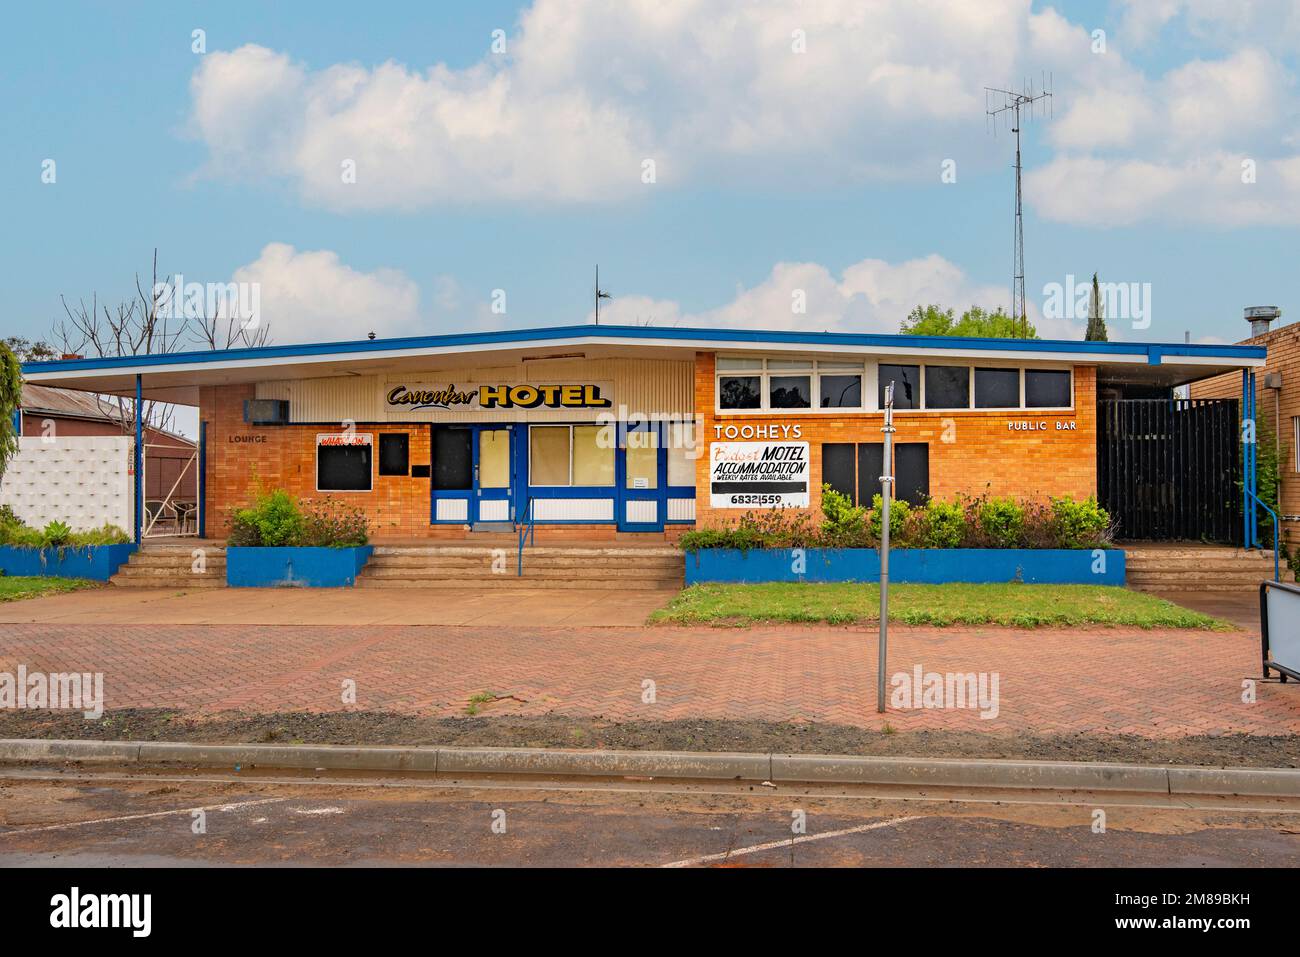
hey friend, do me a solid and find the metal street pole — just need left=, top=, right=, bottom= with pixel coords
left=878, top=382, right=895, bottom=713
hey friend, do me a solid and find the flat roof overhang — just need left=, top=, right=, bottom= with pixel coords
left=21, top=323, right=1267, bottom=404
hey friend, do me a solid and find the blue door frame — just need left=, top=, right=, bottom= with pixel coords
left=617, top=421, right=665, bottom=532
left=430, top=425, right=515, bottom=525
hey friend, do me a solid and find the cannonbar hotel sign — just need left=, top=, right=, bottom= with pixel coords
left=709, top=441, right=810, bottom=508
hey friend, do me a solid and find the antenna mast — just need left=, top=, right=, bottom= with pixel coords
left=594, top=265, right=611, bottom=325
left=985, top=76, right=1052, bottom=338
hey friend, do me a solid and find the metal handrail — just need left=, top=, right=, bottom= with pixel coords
left=516, top=497, right=536, bottom=576
left=1247, top=490, right=1282, bottom=583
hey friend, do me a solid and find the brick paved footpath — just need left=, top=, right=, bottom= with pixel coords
left=0, top=623, right=1296, bottom=737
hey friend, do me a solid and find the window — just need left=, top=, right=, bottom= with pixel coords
left=769, top=375, right=811, bottom=408
left=821, top=441, right=927, bottom=506
left=820, top=374, right=862, bottom=408
left=625, top=429, right=658, bottom=489
left=719, top=376, right=761, bottom=409
left=878, top=364, right=919, bottom=409
left=974, top=368, right=1020, bottom=408
left=924, top=366, right=970, bottom=409
left=529, top=426, right=571, bottom=486
left=717, top=356, right=864, bottom=412
left=378, top=433, right=410, bottom=476
left=573, top=425, right=615, bottom=486
left=1025, top=369, right=1071, bottom=408
left=432, top=429, right=472, bottom=490
left=317, top=436, right=373, bottom=492
left=529, top=425, right=615, bottom=487
left=666, top=421, right=697, bottom=487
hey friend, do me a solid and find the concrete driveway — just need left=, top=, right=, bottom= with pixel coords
left=0, top=586, right=676, bottom=627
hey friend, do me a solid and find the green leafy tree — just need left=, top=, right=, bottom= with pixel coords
left=902, top=304, right=1038, bottom=339
left=0, top=342, right=22, bottom=479
left=1085, top=273, right=1109, bottom=341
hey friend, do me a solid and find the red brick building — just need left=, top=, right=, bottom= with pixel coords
left=21, top=325, right=1264, bottom=543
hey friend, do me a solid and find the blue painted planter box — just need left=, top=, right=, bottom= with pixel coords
left=226, top=546, right=374, bottom=588
left=0, top=543, right=137, bottom=581
left=685, top=547, right=1125, bottom=586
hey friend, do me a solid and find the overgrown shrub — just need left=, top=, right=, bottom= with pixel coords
left=917, top=499, right=965, bottom=549
left=677, top=492, right=1110, bottom=551
left=1047, top=496, right=1111, bottom=549
left=819, top=485, right=868, bottom=544
left=976, top=497, right=1025, bottom=548
left=226, top=490, right=369, bottom=548
left=868, top=494, right=910, bottom=544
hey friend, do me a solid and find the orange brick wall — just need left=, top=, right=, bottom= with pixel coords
left=1191, top=323, right=1298, bottom=549
left=692, top=352, right=1097, bottom=529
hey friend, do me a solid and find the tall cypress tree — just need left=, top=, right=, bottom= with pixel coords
left=1085, top=272, right=1109, bottom=341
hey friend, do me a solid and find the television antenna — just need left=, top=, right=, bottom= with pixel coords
left=594, top=265, right=612, bottom=325
left=985, top=75, right=1052, bottom=339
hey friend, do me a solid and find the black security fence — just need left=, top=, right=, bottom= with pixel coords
left=1097, top=398, right=1240, bottom=544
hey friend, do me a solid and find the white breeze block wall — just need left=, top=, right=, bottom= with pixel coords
left=0, top=436, right=134, bottom=531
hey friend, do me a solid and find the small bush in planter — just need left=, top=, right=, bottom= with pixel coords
left=0, top=507, right=129, bottom=549
left=868, top=493, right=911, bottom=544
left=976, top=497, right=1025, bottom=548
left=917, top=499, right=965, bottom=549
left=1047, top=496, right=1111, bottom=549
left=227, top=490, right=370, bottom=547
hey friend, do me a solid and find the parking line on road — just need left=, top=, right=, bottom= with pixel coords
left=660, top=815, right=922, bottom=868
left=0, top=797, right=286, bottom=836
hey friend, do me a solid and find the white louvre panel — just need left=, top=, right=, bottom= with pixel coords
left=435, top=499, right=468, bottom=522
left=534, top=498, right=614, bottom=521
left=258, top=358, right=693, bottom=424
left=626, top=500, right=658, bottom=524
left=667, top=498, right=695, bottom=522
left=479, top=499, right=510, bottom=522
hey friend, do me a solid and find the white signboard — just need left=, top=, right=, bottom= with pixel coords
left=709, top=441, right=809, bottom=509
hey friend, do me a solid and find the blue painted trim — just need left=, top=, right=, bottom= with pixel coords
left=21, top=323, right=1266, bottom=375
left=198, top=420, right=207, bottom=539
left=226, top=546, right=374, bottom=588
left=10, top=409, right=20, bottom=435
left=685, top=548, right=1126, bottom=586
left=133, top=374, right=142, bottom=546
left=0, top=544, right=137, bottom=581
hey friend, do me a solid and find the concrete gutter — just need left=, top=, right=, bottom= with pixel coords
left=1, top=738, right=1297, bottom=798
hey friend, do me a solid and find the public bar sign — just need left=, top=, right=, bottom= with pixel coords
left=710, top=441, right=809, bottom=509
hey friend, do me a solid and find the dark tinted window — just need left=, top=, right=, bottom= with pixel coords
left=878, top=364, right=920, bottom=409
left=974, top=368, right=1020, bottom=408
left=1025, top=370, right=1071, bottom=408
left=895, top=443, right=929, bottom=506
left=379, top=433, right=410, bottom=476
left=924, top=366, right=970, bottom=409
left=432, top=429, right=472, bottom=490
left=819, top=374, right=862, bottom=409
left=857, top=443, right=884, bottom=507
left=769, top=375, right=811, bottom=409
left=821, top=444, right=855, bottom=502
left=317, top=445, right=371, bottom=491
left=719, top=376, right=761, bottom=409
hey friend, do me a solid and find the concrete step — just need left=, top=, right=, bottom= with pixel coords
left=110, top=575, right=226, bottom=589
left=126, top=555, right=227, bottom=569
left=1130, top=582, right=1265, bottom=593
left=355, top=576, right=679, bottom=590
left=361, top=565, right=681, bottom=581
left=112, top=566, right=227, bottom=581
left=1123, top=548, right=1273, bottom=561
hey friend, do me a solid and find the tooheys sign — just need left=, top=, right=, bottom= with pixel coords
left=710, top=442, right=809, bottom=508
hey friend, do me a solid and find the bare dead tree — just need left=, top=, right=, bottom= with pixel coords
left=50, top=248, right=272, bottom=441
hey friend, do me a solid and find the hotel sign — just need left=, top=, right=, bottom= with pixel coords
left=386, top=383, right=612, bottom=412
left=710, top=441, right=809, bottom=509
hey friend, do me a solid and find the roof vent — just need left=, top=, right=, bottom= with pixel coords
left=1245, top=305, right=1281, bottom=337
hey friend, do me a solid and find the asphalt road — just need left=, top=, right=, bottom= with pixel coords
left=1, top=766, right=1299, bottom=868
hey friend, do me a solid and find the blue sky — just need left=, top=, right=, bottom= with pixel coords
left=5, top=0, right=1299, bottom=353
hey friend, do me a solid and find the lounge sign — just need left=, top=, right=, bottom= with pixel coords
left=386, top=383, right=611, bottom=412
left=710, top=441, right=809, bottom=509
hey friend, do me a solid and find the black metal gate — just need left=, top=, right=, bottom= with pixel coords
left=1097, top=399, right=1240, bottom=543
